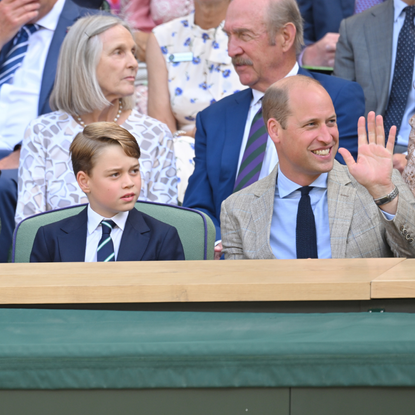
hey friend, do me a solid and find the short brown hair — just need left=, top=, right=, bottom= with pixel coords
left=262, top=75, right=322, bottom=128
left=70, top=122, right=141, bottom=176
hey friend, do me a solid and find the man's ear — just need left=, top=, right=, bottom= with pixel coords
left=76, top=171, right=91, bottom=194
left=280, top=22, right=296, bottom=53
left=267, top=117, right=283, bottom=145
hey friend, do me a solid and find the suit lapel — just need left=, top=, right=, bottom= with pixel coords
left=365, top=0, right=393, bottom=113
left=221, top=88, right=253, bottom=195
left=117, top=209, right=151, bottom=261
left=57, top=208, right=88, bottom=261
left=250, top=166, right=278, bottom=259
left=327, top=162, right=356, bottom=258
left=38, top=0, right=81, bottom=114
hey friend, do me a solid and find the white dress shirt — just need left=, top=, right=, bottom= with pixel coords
left=390, top=0, right=415, bottom=147
left=235, top=62, right=299, bottom=180
left=85, top=205, right=129, bottom=262
left=0, top=0, right=65, bottom=151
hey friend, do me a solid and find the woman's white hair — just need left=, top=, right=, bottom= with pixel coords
left=50, top=15, right=136, bottom=115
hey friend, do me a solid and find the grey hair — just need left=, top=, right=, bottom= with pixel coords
left=50, top=15, right=135, bottom=115
left=266, top=0, right=304, bottom=54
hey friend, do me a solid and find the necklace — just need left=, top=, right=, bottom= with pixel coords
left=76, top=98, right=123, bottom=127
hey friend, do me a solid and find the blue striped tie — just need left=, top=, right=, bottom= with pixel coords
left=97, top=220, right=116, bottom=262
left=0, top=24, right=40, bottom=87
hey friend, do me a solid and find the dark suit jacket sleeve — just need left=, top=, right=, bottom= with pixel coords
left=156, top=226, right=185, bottom=260
left=332, top=78, right=364, bottom=162
left=333, top=18, right=357, bottom=81
left=30, top=226, right=53, bottom=262
left=183, top=111, right=221, bottom=239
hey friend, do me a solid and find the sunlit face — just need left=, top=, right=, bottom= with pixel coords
left=78, top=144, right=141, bottom=218
left=96, top=25, right=138, bottom=102
left=224, top=0, right=284, bottom=92
left=272, top=83, right=339, bottom=186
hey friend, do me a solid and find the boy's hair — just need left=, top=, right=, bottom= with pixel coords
left=70, top=122, right=141, bottom=176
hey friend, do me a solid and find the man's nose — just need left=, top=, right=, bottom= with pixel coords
left=227, top=36, right=242, bottom=57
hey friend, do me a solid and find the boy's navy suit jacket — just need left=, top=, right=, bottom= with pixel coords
left=30, top=208, right=185, bottom=262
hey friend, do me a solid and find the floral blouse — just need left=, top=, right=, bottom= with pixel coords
left=153, top=12, right=246, bottom=132
left=15, top=109, right=178, bottom=224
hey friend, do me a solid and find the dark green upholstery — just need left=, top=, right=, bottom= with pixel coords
left=2, top=310, right=415, bottom=389
left=12, top=202, right=215, bottom=262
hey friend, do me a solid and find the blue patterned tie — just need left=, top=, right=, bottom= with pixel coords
left=296, top=186, right=318, bottom=259
left=97, top=220, right=116, bottom=262
left=233, top=106, right=268, bottom=192
left=384, top=6, right=415, bottom=137
left=0, top=24, right=40, bottom=87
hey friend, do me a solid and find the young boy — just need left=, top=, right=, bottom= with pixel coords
left=30, top=123, right=185, bottom=262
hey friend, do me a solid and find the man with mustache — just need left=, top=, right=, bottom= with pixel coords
left=182, top=0, right=365, bottom=258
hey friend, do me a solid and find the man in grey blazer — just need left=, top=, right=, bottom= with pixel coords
left=333, top=0, right=415, bottom=171
left=221, top=76, right=415, bottom=260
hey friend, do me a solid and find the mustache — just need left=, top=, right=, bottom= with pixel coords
left=232, top=56, right=253, bottom=66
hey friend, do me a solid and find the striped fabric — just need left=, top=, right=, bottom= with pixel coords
left=97, top=220, right=116, bottom=262
left=354, top=0, right=383, bottom=14
left=0, top=24, right=40, bottom=87
left=233, top=107, right=268, bottom=193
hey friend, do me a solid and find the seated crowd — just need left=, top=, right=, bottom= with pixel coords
left=0, top=0, right=414, bottom=263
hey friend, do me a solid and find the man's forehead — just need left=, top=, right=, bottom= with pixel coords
left=225, top=0, right=266, bottom=29
left=288, top=85, right=335, bottom=118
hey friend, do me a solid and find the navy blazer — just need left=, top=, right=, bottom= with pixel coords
left=0, top=0, right=97, bottom=116
left=30, top=208, right=185, bottom=262
left=297, top=0, right=354, bottom=44
left=183, top=68, right=365, bottom=239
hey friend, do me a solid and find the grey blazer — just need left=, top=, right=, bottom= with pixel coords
left=333, top=0, right=393, bottom=117
left=220, top=161, right=415, bottom=259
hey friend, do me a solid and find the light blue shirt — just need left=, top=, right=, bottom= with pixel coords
left=270, top=168, right=332, bottom=259
left=391, top=0, right=415, bottom=146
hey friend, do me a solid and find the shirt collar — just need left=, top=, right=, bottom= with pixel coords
left=394, top=0, right=412, bottom=23
left=251, top=62, right=299, bottom=106
left=87, top=204, right=129, bottom=235
left=277, top=165, right=328, bottom=198
left=36, top=0, right=65, bottom=31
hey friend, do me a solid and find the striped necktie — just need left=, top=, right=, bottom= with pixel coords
left=384, top=6, right=415, bottom=137
left=97, top=220, right=116, bottom=262
left=0, top=24, right=40, bottom=87
left=233, top=105, right=268, bottom=192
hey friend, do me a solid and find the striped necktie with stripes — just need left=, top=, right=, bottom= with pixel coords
left=0, top=24, right=40, bottom=87
left=233, top=106, right=268, bottom=193
left=97, top=220, right=116, bottom=262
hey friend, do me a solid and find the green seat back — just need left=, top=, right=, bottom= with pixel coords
left=12, top=202, right=215, bottom=262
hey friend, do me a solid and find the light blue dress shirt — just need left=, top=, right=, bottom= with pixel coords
left=270, top=167, right=332, bottom=259
left=391, top=0, right=415, bottom=146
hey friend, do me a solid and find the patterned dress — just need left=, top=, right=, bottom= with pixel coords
left=16, top=109, right=178, bottom=224
left=153, top=12, right=246, bottom=202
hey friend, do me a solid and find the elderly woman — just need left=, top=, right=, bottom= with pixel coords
left=146, top=0, right=246, bottom=202
left=15, top=15, right=178, bottom=225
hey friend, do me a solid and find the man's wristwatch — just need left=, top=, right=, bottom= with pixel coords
left=373, top=186, right=399, bottom=206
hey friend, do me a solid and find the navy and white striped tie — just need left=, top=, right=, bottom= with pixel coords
left=0, top=24, right=40, bottom=87
left=97, top=220, right=116, bottom=262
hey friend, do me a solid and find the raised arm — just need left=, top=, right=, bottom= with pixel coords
left=338, top=112, right=398, bottom=214
left=146, top=32, right=178, bottom=133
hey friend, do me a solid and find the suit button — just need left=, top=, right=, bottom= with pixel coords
left=409, top=239, right=414, bottom=243
left=401, top=225, right=405, bottom=232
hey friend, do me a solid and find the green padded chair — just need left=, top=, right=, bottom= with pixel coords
left=12, top=202, right=215, bottom=262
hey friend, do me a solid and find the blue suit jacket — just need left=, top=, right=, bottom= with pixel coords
left=183, top=68, right=365, bottom=239
left=297, top=0, right=354, bottom=44
left=30, top=208, right=185, bottom=262
left=0, top=0, right=96, bottom=116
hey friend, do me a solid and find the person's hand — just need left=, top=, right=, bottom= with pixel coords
left=338, top=112, right=398, bottom=213
left=214, top=242, right=222, bottom=260
left=302, top=33, right=340, bottom=68
left=0, top=0, right=40, bottom=50
left=134, top=30, right=150, bottom=62
left=393, top=153, right=408, bottom=174
left=0, top=148, right=20, bottom=170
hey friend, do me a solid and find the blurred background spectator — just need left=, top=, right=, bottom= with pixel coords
left=16, top=15, right=178, bottom=225
left=146, top=0, right=245, bottom=202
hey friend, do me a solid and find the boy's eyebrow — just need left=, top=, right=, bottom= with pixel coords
left=104, top=163, right=140, bottom=173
